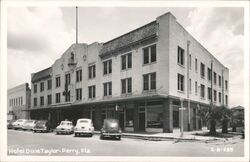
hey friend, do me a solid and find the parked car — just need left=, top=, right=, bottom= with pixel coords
left=7, top=120, right=16, bottom=129
left=22, top=120, right=37, bottom=131
left=33, top=120, right=51, bottom=133
left=12, top=119, right=28, bottom=130
left=55, top=121, right=74, bottom=135
left=74, top=118, right=94, bottom=137
left=100, top=119, right=122, bottom=140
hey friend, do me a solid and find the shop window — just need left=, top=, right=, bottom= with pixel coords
left=147, top=106, right=163, bottom=128
left=125, top=109, right=134, bottom=127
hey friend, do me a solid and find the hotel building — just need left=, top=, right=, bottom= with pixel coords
left=29, top=12, right=229, bottom=132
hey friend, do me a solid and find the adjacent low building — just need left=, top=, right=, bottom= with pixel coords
left=29, top=12, right=229, bottom=132
left=7, top=83, right=31, bottom=120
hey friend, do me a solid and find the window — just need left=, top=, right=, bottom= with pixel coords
left=177, top=46, right=185, bottom=66
left=103, top=82, right=112, bottom=96
left=219, top=92, right=222, bottom=103
left=214, top=90, right=217, bottom=102
left=47, top=95, right=52, bottom=105
left=65, top=73, right=70, bottom=85
left=65, top=91, right=70, bottom=102
left=47, top=80, right=52, bottom=90
left=103, top=60, right=112, bottom=75
left=189, top=54, right=192, bottom=69
left=225, top=80, right=228, bottom=90
left=208, top=87, right=212, bottom=100
left=200, top=63, right=205, bottom=78
left=189, top=79, right=191, bottom=93
left=40, top=96, right=44, bottom=106
left=177, top=74, right=184, bottom=92
left=143, top=72, right=156, bottom=91
left=121, top=78, right=132, bottom=94
left=56, top=93, right=60, bottom=103
left=143, top=44, right=156, bottom=64
left=40, top=82, right=44, bottom=92
left=207, top=68, right=212, bottom=81
left=76, top=69, right=82, bottom=82
left=88, top=65, right=96, bottom=79
left=147, top=106, right=163, bottom=128
left=214, top=72, right=217, bottom=85
left=34, top=98, right=37, bottom=107
left=56, top=76, right=61, bottom=87
left=88, top=85, right=96, bottom=99
left=225, top=95, right=228, bottom=105
left=195, top=81, right=198, bottom=95
left=34, top=84, right=37, bottom=93
left=218, top=75, right=222, bottom=87
left=76, top=88, right=82, bottom=100
left=126, top=109, right=134, bottom=127
left=200, top=84, right=205, bottom=98
left=121, top=53, right=132, bottom=70
left=195, top=58, right=198, bottom=72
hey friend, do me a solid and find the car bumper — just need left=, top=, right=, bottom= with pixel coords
left=74, top=130, right=93, bottom=134
left=56, top=129, right=73, bottom=133
left=102, top=132, right=122, bottom=136
left=33, top=128, right=47, bottom=131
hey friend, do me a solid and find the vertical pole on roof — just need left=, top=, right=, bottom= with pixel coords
left=76, top=6, right=78, bottom=44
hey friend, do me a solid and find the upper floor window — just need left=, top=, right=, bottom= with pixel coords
left=121, top=53, right=132, bottom=70
left=200, top=63, right=205, bottom=78
left=76, top=69, right=82, bottom=82
left=88, top=65, right=96, bottom=79
left=218, top=75, right=222, bottom=87
left=65, top=73, right=71, bottom=85
left=225, top=80, right=228, bottom=90
left=88, top=85, right=96, bottom=99
left=200, top=84, right=205, bottom=98
left=103, top=60, right=112, bottom=75
left=214, top=72, right=217, bottom=85
left=34, top=84, right=37, bottom=93
left=177, top=46, right=185, bottom=66
left=225, top=95, right=228, bottom=105
left=195, top=81, right=198, bottom=95
left=47, top=79, right=52, bottom=90
left=189, top=54, right=192, bottom=69
left=65, top=91, right=70, bottom=102
left=56, top=76, right=61, bottom=88
left=56, top=93, right=60, bottom=103
left=143, top=44, right=156, bottom=64
left=177, top=74, right=184, bottom=92
left=103, top=82, right=112, bottom=96
left=33, top=98, right=37, bottom=107
left=143, top=72, right=156, bottom=91
left=47, top=95, right=52, bottom=105
left=208, top=87, right=212, bottom=100
left=207, top=68, right=212, bottom=81
left=40, top=82, right=44, bottom=92
left=40, top=96, right=44, bottom=106
left=195, top=58, right=198, bottom=72
left=219, top=92, right=222, bottom=103
left=121, top=78, right=132, bottom=94
left=214, top=90, right=217, bottom=102
left=76, top=88, right=82, bottom=101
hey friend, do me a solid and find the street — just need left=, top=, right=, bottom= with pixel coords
left=7, top=129, right=244, bottom=156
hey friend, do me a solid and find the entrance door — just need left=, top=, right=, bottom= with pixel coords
left=193, top=108, right=197, bottom=130
left=139, top=112, right=145, bottom=131
left=119, top=113, right=124, bottom=130
left=173, top=110, right=179, bottom=128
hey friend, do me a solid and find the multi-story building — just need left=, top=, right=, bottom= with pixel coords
left=29, top=12, right=229, bottom=132
left=7, top=83, right=31, bottom=120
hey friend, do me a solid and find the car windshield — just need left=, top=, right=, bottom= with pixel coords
left=61, top=122, right=72, bottom=125
left=27, top=120, right=34, bottom=123
left=78, top=120, right=89, bottom=123
left=36, top=121, right=46, bottom=125
left=104, top=119, right=119, bottom=128
left=16, top=119, right=23, bottom=122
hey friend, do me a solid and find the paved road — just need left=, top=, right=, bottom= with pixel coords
left=7, top=129, right=244, bottom=156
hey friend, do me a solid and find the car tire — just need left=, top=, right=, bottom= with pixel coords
left=100, top=135, right=104, bottom=140
left=117, top=135, right=121, bottom=140
left=75, top=133, right=78, bottom=137
left=90, top=134, right=93, bottom=137
left=33, top=130, right=36, bottom=133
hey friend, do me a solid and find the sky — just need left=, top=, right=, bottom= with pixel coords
left=7, top=7, right=244, bottom=107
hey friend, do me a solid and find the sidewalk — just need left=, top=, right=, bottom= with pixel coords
left=94, top=128, right=242, bottom=142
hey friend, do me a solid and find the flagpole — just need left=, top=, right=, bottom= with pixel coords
left=76, top=6, right=78, bottom=44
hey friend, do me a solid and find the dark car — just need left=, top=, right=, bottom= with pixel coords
left=100, top=119, right=122, bottom=140
left=7, top=120, right=16, bottom=129
left=33, top=120, right=52, bottom=133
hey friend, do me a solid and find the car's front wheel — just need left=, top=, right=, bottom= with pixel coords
left=75, top=133, right=78, bottom=137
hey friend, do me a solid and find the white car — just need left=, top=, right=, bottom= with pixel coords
left=22, top=120, right=37, bottom=131
left=74, top=118, right=94, bottom=137
left=13, top=119, right=28, bottom=130
left=55, top=121, right=74, bottom=134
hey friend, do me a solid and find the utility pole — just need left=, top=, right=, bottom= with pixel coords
left=187, top=40, right=191, bottom=131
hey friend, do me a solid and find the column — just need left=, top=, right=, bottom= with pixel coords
left=163, top=98, right=173, bottom=133
left=94, top=107, right=102, bottom=130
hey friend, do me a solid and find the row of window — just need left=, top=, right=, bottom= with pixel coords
left=9, top=96, right=23, bottom=107
left=33, top=44, right=157, bottom=93
left=177, top=73, right=228, bottom=105
left=177, top=46, right=228, bottom=90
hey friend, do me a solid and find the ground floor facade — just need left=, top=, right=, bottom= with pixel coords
left=30, top=97, right=210, bottom=133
